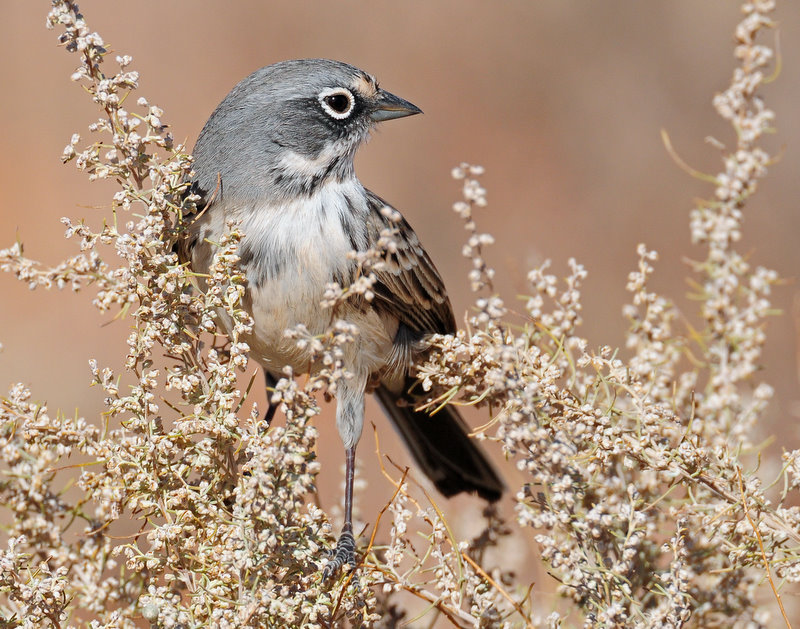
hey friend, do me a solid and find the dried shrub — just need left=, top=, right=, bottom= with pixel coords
left=0, top=1, right=795, bottom=627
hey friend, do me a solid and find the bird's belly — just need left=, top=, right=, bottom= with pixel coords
left=245, top=271, right=397, bottom=377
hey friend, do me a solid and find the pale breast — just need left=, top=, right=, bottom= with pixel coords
left=191, top=179, right=398, bottom=376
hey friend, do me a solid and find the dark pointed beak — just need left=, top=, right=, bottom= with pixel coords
left=370, top=89, right=423, bottom=122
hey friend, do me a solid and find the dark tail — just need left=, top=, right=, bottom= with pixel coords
left=374, top=383, right=504, bottom=502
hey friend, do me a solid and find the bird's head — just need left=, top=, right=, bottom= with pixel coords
left=192, top=59, right=422, bottom=203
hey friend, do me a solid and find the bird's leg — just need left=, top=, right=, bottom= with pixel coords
left=233, top=370, right=278, bottom=487
left=323, top=375, right=365, bottom=581
left=322, top=445, right=358, bottom=580
left=263, top=371, right=278, bottom=425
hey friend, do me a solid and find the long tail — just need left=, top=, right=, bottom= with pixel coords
left=374, top=382, right=504, bottom=502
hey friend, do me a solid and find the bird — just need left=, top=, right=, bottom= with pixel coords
left=176, top=59, right=503, bottom=577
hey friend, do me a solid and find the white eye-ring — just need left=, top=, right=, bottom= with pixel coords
left=319, top=87, right=355, bottom=120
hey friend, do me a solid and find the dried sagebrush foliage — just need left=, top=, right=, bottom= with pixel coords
left=0, top=1, right=797, bottom=628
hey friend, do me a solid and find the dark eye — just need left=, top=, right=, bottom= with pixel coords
left=326, top=94, right=350, bottom=113
left=319, top=88, right=355, bottom=120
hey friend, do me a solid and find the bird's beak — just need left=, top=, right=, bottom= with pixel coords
left=370, top=89, right=423, bottom=122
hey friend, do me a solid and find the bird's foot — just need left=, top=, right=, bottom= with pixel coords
left=322, top=523, right=358, bottom=583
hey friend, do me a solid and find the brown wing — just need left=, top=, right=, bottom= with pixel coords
left=366, top=194, right=503, bottom=500
left=365, top=190, right=456, bottom=338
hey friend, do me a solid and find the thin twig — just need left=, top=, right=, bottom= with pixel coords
left=461, top=551, right=534, bottom=627
left=737, top=467, right=792, bottom=629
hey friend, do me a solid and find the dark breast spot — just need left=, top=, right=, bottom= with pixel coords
left=241, top=240, right=290, bottom=289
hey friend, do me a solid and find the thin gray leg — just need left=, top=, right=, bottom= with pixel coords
left=322, top=446, right=358, bottom=580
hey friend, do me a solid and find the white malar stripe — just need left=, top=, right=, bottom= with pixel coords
left=278, top=143, right=343, bottom=179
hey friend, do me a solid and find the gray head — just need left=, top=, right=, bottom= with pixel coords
left=191, top=59, right=421, bottom=203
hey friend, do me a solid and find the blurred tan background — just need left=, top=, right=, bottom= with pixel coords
left=1, top=0, right=799, bottom=619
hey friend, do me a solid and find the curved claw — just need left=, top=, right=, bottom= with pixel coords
left=322, top=525, right=358, bottom=582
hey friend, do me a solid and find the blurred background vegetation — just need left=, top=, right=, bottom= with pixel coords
left=1, top=2, right=798, bottom=618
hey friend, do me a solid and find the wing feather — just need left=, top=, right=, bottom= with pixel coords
left=172, top=182, right=210, bottom=265
left=365, top=190, right=456, bottom=338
